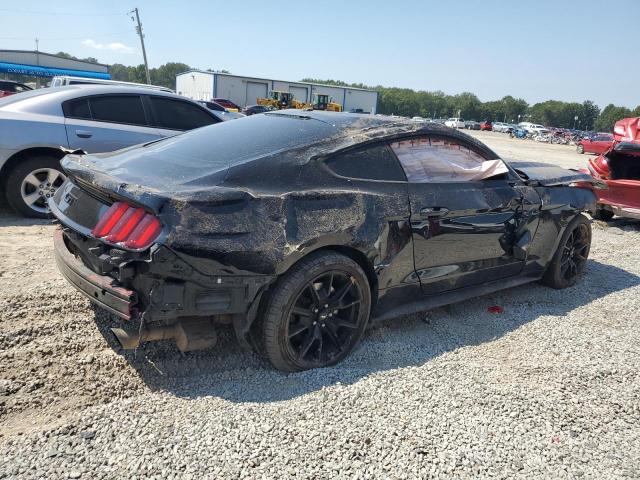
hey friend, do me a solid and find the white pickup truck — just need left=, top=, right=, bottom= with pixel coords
left=444, top=117, right=465, bottom=129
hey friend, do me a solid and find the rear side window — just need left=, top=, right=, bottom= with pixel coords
left=149, top=97, right=217, bottom=130
left=63, top=98, right=91, bottom=119
left=89, top=95, right=146, bottom=125
left=325, top=145, right=406, bottom=181
left=205, top=101, right=224, bottom=112
left=390, top=136, right=508, bottom=183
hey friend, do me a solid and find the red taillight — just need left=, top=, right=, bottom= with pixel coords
left=591, top=155, right=611, bottom=179
left=124, top=214, right=162, bottom=249
left=106, top=207, right=146, bottom=243
left=92, top=202, right=162, bottom=249
left=91, top=202, right=129, bottom=237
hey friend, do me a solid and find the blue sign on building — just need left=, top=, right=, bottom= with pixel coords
left=0, top=61, right=110, bottom=80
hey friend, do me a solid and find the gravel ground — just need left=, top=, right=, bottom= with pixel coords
left=1, top=133, right=640, bottom=479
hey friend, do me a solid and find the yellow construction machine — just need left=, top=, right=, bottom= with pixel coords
left=256, top=91, right=310, bottom=110
left=312, top=93, right=342, bottom=112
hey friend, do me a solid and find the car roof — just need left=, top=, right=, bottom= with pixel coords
left=76, top=110, right=499, bottom=194
left=263, top=110, right=498, bottom=151
left=0, top=85, right=199, bottom=114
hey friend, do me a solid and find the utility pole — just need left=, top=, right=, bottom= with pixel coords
left=35, top=38, right=40, bottom=87
left=129, top=8, right=150, bottom=84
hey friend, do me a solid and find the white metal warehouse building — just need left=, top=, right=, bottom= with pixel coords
left=176, top=70, right=378, bottom=113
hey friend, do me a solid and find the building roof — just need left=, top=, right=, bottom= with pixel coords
left=177, top=69, right=376, bottom=93
left=0, top=50, right=109, bottom=73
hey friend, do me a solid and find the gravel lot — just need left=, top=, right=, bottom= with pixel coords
left=1, top=132, right=639, bottom=479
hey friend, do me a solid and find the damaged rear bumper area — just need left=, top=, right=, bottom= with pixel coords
left=53, top=227, right=274, bottom=352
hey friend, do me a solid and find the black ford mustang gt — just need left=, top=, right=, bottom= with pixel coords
left=51, top=111, right=598, bottom=371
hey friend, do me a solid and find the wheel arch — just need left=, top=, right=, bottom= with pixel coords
left=243, top=244, right=379, bottom=353
left=278, top=244, right=378, bottom=298
left=0, top=147, right=66, bottom=190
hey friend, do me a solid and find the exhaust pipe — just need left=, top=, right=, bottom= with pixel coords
left=111, top=319, right=217, bottom=352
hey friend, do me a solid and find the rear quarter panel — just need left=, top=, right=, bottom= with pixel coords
left=526, top=186, right=596, bottom=273
left=158, top=152, right=414, bottom=291
left=0, top=112, right=69, bottom=153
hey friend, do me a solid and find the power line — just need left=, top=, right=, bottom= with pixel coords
left=0, top=8, right=125, bottom=16
left=0, top=31, right=133, bottom=41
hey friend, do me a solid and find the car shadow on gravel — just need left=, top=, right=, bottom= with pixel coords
left=93, top=258, right=639, bottom=403
left=0, top=207, right=54, bottom=228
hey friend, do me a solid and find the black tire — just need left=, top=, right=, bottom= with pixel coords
left=262, top=251, right=371, bottom=372
left=5, top=155, right=65, bottom=218
left=541, top=214, right=591, bottom=289
left=592, top=206, right=614, bottom=221
left=577, top=144, right=585, bottom=154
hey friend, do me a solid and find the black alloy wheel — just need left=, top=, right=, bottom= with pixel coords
left=542, top=214, right=591, bottom=289
left=559, top=223, right=590, bottom=282
left=262, top=251, right=371, bottom=372
left=286, top=271, right=362, bottom=365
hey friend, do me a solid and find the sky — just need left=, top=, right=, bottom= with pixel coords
left=1, top=0, right=638, bottom=108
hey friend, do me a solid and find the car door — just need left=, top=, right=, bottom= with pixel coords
left=593, top=136, right=613, bottom=155
left=316, top=143, right=417, bottom=316
left=389, top=135, right=537, bottom=295
left=145, top=95, right=220, bottom=137
left=63, top=94, right=163, bottom=153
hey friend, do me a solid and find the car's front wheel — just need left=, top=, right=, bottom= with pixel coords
left=541, top=214, right=591, bottom=289
left=262, top=251, right=371, bottom=372
left=5, top=155, right=66, bottom=218
left=577, top=144, right=585, bottom=154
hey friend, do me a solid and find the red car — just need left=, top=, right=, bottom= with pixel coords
left=0, top=80, right=32, bottom=98
left=576, top=133, right=614, bottom=155
left=584, top=118, right=640, bottom=220
left=480, top=120, right=492, bottom=131
left=212, top=98, right=241, bottom=112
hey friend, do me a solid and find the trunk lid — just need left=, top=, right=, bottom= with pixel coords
left=613, top=117, right=640, bottom=143
left=509, top=161, right=603, bottom=187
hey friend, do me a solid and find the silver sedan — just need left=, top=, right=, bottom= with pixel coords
left=0, top=85, right=221, bottom=217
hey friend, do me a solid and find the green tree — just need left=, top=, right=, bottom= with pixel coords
left=595, top=104, right=632, bottom=132
left=54, top=51, right=99, bottom=64
left=150, top=62, right=190, bottom=89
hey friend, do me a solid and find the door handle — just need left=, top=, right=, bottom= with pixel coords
left=75, top=130, right=93, bottom=138
left=420, top=207, right=449, bottom=217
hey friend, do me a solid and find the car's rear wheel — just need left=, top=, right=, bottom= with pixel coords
left=262, top=251, right=371, bottom=372
left=577, top=144, right=585, bottom=154
left=541, top=214, right=591, bottom=289
left=5, top=156, right=66, bottom=218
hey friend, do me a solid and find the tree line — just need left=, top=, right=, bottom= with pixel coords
left=303, top=79, right=638, bottom=132
left=6, top=52, right=635, bottom=132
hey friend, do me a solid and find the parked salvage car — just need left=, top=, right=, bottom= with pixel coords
left=492, top=122, right=513, bottom=133
left=243, top=104, right=272, bottom=116
left=445, top=117, right=465, bottom=129
left=464, top=120, right=481, bottom=130
left=212, top=98, right=241, bottom=112
left=51, top=111, right=597, bottom=371
left=576, top=133, right=614, bottom=155
left=520, top=122, right=549, bottom=135
left=480, top=120, right=492, bottom=131
left=0, top=85, right=221, bottom=217
left=0, top=80, right=33, bottom=98
left=197, top=101, right=246, bottom=121
left=584, top=118, right=640, bottom=220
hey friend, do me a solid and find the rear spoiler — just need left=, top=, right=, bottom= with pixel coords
left=60, top=153, right=167, bottom=214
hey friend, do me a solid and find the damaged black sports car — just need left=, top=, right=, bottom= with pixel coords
left=51, top=111, right=598, bottom=371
